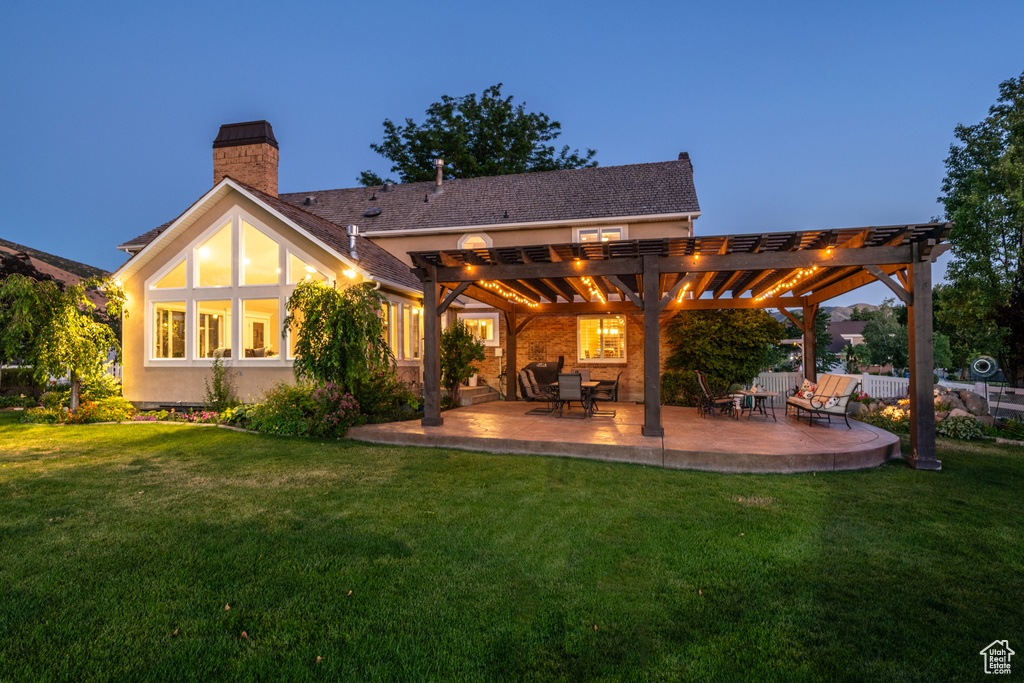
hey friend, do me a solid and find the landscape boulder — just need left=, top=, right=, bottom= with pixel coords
left=847, top=402, right=869, bottom=418
left=958, top=390, right=989, bottom=417
left=979, top=415, right=995, bottom=428
left=935, top=410, right=949, bottom=421
left=939, top=393, right=968, bottom=413
left=947, top=408, right=975, bottom=420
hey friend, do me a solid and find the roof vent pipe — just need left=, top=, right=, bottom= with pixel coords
left=346, top=225, right=359, bottom=260
left=383, top=182, right=393, bottom=192
left=433, top=159, right=444, bottom=193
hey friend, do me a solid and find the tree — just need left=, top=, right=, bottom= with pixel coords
left=781, top=309, right=839, bottom=374
left=932, top=282, right=1001, bottom=374
left=284, top=281, right=392, bottom=391
left=939, top=70, right=1024, bottom=386
left=359, top=83, right=597, bottom=185
left=661, top=310, right=784, bottom=405
left=440, top=321, right=485, bottom=407
left=861, top=300, right=908, bottom=374
left=0, top=274, right=124, bottom=411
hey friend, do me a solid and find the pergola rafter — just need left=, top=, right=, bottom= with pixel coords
left=411, top=222, right=951, bottom=470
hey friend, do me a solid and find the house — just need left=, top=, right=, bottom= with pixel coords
left=112, top=121, right=700, bottom=406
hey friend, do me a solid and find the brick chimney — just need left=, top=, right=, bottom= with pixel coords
left=213, top=121, right=279, bottom=196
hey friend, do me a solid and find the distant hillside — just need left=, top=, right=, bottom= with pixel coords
left=0, top=237, right=107, bottom=280
left=771, top=304, right=880, bottom=324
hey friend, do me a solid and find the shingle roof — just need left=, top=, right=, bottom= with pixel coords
left=278, top=157, right=699, bottom=233
left=116, top=179, right=422, bottom=292
left=117, top=156, right=699, bottom=293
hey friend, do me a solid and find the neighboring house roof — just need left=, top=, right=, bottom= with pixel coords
left=827, top=320, right=868, bottom=353
left=112, top=178, right=422, bottom=292
left=277, top=157, right=700, bottom=235
left=0, top=240, right=108, bottom=307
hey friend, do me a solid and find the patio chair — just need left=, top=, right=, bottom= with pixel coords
left=518, top=369, right=556, bottom=415
left=556, top=372, right=587, bottom=419
left=695, top=370, right=738, bottom=419
left=590, top=371, right=621, bottom=417
left=575, top=369, right=591, bottom=383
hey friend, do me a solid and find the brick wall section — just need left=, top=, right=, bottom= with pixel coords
left=213, top=143, right=279, bottom=196
left=467, top=308, right=674, bottom=404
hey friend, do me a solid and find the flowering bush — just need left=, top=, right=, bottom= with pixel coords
left=225, top=382, right=362, bottom=437
left=850, top=391, right=873, bottom=404
left=64, top=397, right=136, bottom=424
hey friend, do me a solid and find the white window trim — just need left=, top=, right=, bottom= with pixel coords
left=457, top=232, right=493, bottom=249
left=577, top=314, right=627, bottom=364
left=143, top=207, right=335, bottom=367
left=573, top=225, right=627, bottom=243
left=457, top=311, right=500, bottom=347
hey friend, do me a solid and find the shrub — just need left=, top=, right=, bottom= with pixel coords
left=0, top=367, right=41, bottom=389
left=0, top=394, right=36, bottom=408
left=440, top=321, right=485, bottom=406
left=998, top=418, right=1024, bottom=441
left=22, top=407, right=61, bottom=424
left=244, top=382, right=362, bottom=438
left=203, top=354, right=237, bottom=412
left=64, top=397, right=136, bottom=424
left=661, top=370, right=703, bottom=407
left=857, top=405, right=910, bottom=434
left=132, top=410, right=169, bottom=421
left=41, top=392, right=63, bottom=411
left=936, top=415, right=985, bottom=440
left=355, top=368, right=419, bottom=424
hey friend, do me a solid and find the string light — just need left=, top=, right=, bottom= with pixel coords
left=754, top=266, right=820, bottom=302
left=580, top=276, right=606, bottom=304
left=676, top=282, right=690, bottom=303
left=479, top=280, right=539, bottom=308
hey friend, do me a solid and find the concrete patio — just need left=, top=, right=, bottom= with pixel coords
left=348, top=401, right=901, bottom=474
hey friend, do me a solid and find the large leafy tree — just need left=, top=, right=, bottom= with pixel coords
left=661, top=310, right=784, bottom=405
left=359, top=83, right=597, bottom=185
left=939, top=71, right=1024, bottom=386
left=0, top=275, right=124, bottom=411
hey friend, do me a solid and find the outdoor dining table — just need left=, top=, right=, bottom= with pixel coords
left=581, top=381, right=601, bottom=417
left=734, top=389, right=780, bottom=421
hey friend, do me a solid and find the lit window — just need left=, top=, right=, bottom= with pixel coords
left=153, top=259, right=186, bottom=289
left=287, top=252, right=327, bottom=284
left=197, top=300, right=231, bottom=358
left=153, top=302, right=186, bottom=359
left=577, top=227, right=624, bottom=243
left=578, top=315, right=626, bottom=362
left=288, top=308, right=305, bottom=359
left=403, top=304, right=421, bottom=360
left=197, top=222, right=232, bottom=287
left=242, top=221, right=280, bottom=285
left=242, top=299, right=280, bottom=358
left=457, top=312, right=499, bottom=347
left=381, top=302, right=398, bottom=355
left=462, top=235, right=488, bottom=250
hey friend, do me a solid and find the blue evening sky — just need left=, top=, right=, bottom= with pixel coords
left=2, top=0, right=1022, bottom=306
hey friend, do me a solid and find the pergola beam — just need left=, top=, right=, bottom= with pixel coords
left=865, top=265, right=912, bottom=305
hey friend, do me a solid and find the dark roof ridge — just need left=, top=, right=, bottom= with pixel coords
left=286, top=156, right=693, bottom=196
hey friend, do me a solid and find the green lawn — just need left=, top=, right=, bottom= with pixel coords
left=0, top=412, right=1021, bottom=682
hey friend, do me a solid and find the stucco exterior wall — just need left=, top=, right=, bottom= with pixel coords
left=119, top=190, right=420, bottom=406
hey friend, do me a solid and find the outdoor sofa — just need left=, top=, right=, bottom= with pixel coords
left=786, top=374, right=861, bottom=428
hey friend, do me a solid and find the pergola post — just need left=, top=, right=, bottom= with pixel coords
left=421, top=270, right=443, bottom=427
left=802, top=302, right=818, bottom=383
left=642, top=255, right=664, bottom=437
left=504, top=305, right=518, bottom=401
left=908, top=242, right=940, bottom=469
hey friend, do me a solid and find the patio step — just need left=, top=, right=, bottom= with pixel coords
left=458, top=386, right=500, bottom=406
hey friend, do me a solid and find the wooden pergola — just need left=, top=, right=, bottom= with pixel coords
left=410, top=222, right=950, bottom=470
